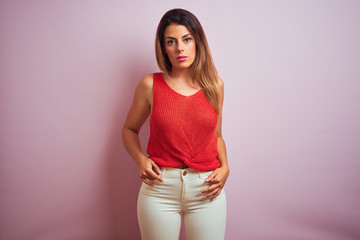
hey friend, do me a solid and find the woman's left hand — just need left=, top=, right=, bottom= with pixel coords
left=200, top=165, right=229, bottom=200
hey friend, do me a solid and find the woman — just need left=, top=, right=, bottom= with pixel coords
left=122, top=8, right=229, bottom=240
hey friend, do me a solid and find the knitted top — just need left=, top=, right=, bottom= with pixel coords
left=146, top=72, right=220, bottom=171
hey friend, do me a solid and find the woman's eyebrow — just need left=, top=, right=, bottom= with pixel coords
left=182, top=34, right=191, bottom=38
left=165, top=33, right=192, bottom=39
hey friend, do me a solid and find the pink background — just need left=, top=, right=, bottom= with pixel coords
left=1, top=0, right=360, bottom=239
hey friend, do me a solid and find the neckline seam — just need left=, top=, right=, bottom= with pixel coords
left=159, top=73, right=202, bottom=98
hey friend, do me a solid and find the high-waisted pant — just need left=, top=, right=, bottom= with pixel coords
left=137, top=167, right=227, bottom=240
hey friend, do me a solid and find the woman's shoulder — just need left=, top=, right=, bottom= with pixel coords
left=139, top=71, right=163, bottom=84
left=139, top=72, right=164, bottom=90
left=140, top=72, right=153, bottom=83
left=132, top=73, right=152, bottom=101
left=137, top=72, right=157, bottom=91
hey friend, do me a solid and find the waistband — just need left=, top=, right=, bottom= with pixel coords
left=159, top=167, right=213, bottom=179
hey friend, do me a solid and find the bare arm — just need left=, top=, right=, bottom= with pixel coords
left=122, top=74, right=164, bottom=185
left=201, top=77, right=230, bottom=200
left=215, top=77, right=229, bottom=169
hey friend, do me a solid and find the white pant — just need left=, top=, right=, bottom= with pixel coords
left=137, top=167, right=227, bottom=240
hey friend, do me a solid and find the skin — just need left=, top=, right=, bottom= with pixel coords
left=122, top=24, right=229, bottom=200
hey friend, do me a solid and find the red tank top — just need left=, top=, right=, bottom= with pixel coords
left=147, top=72, right=220, bottom=171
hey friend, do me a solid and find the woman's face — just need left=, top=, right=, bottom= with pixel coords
left=163, top=24, right=196, bottom=71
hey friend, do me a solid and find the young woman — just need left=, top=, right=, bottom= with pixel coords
left=122, top=8, right=229, bottom=240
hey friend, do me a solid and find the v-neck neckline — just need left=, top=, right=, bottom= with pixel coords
left=160, top=73, right=202, bottom=97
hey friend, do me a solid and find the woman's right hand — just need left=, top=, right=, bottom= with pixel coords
left=138, top=157, right=164, bottom=186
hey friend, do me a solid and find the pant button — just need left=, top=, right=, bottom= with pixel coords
left=183, top=171, right=187, bottom=176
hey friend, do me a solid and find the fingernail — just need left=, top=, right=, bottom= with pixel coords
left=159, top=170, right=162, bottom=174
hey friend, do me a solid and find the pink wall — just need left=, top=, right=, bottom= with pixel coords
left=1, top=0, right=359, bottom=239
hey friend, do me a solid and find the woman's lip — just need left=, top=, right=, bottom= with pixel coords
left=177, top=56, right=187, bottom=61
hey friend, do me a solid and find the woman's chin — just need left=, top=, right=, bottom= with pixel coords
left=171, top=63, right=193, bottom=70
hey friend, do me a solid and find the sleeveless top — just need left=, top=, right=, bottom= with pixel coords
left=146, top=72, right=220, bottom=171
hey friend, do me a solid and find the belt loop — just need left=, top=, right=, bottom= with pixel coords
left=198, top=171, right=201, bottom=179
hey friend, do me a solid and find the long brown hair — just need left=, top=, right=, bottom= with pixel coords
left=155, top=8, right=220, bottom=112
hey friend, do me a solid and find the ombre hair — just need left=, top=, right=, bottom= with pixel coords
left=155, top=8, right=220, bottom=112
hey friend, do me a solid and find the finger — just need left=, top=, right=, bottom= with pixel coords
left=152, top=162, right=162, bottom=176
left=204, top=187, right=221, bottom=199
left=140, top=173, right=155, bottom=181
left=146, top=168, right=164, bottom=183
left=200, top=184, right=219, bottom=194
left=205, top=171, right=216, bottom=182
left=211, top=189, right=222, bottom=201
left=207, top=175, right=221, bottom=184
left=143, top=179, right=154, bottom=186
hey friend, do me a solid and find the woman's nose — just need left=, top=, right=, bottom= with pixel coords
left=177, top=42, right=184, bottom=52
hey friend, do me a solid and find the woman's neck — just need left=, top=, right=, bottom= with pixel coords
left=169, top=68, right=194, bottom=84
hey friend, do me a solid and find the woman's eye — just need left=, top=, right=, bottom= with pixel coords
left=167, top=40, right=175, bottom=45
left=185, top=38, right=192, bottom=43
